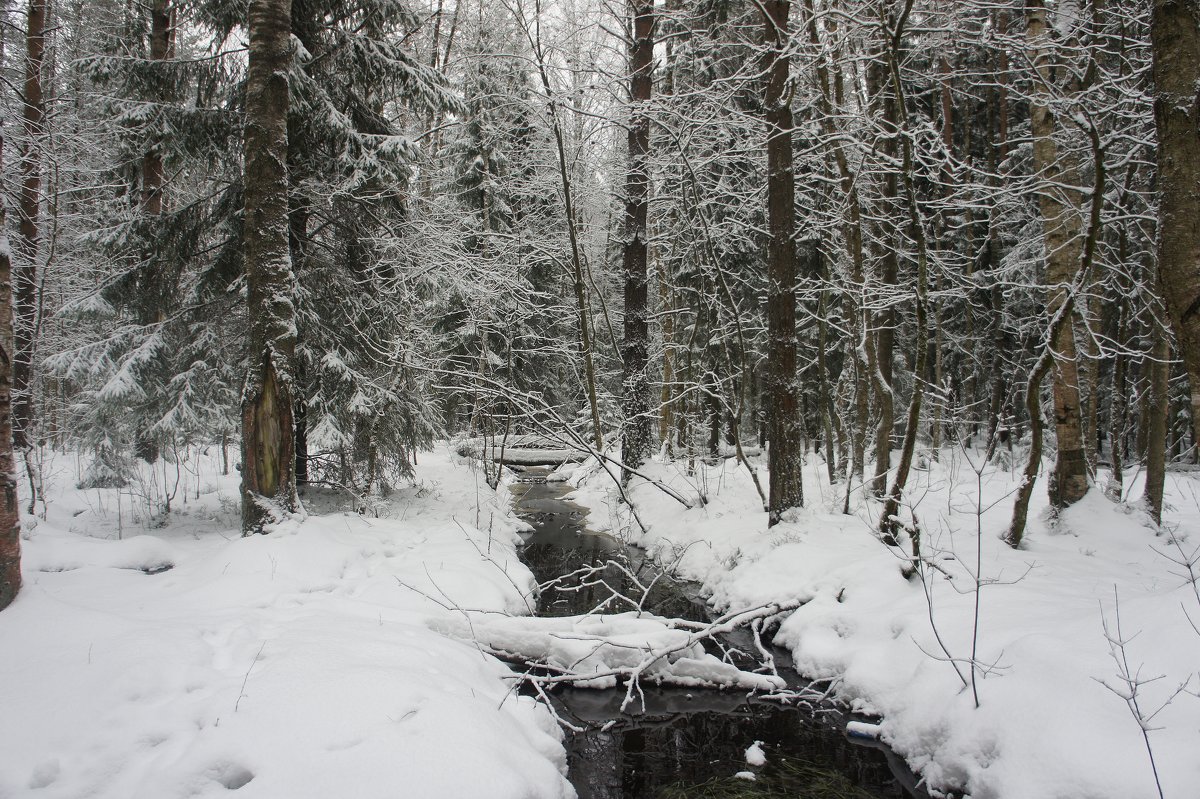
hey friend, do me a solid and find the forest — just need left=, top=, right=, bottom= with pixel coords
left=1, top=0, right=1199, bottom=797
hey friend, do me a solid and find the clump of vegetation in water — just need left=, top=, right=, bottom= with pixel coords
left=656, top=755, right=878, bottom=799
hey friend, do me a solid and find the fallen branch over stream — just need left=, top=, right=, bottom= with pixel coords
left=430, top=601, right=802, bottom=711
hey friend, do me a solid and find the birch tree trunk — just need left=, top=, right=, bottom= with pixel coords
left=763, top=0, right=803, bottom=525
left=241, top=0, right=300, bottom=534
left=1027, top=0, right=1089, bottom=508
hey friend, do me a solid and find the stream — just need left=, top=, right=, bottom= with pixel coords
left=508, top=467, right=928, bottom=799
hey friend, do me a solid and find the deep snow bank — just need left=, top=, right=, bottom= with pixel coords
left=0, top=449, right=572, bottom=799
left=567, top=451, right=1200, bottom=799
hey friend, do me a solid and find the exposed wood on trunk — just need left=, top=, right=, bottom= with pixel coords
left=241, top=0, right=300, bottom=534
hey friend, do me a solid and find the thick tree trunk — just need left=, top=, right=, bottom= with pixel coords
left=241, top=0, right=299, bottom=535
left=140, top=0, right=173, bottom=220
left=14, top=0, right=45, bottom=454
left=1151, top=0, right=1200, bottom=463
left=0, top=137, right=22, bottom=613
left=1027, top=0, right=1089, bottom=508
left=763, top=0, right=803, bottom=525
left=620, top=0, right=653, bottom=481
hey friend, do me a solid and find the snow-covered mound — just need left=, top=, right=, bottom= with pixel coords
left=567, top=449, right=1200, bottom=799
left=0, top=449, right=572, bottom=799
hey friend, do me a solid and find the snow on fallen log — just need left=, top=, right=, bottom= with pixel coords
left=454, top=436, right=588, bottom=465
left=487, top=447, right=589, bottom=466
left=430, top=609, right=787, bottom=696
left=845, top=721, right=882, bottom=740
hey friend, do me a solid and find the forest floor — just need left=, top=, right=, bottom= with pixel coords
left=563, top=448, right=1200, bottom=799
left=0, top=448, right=573, bottom=799
left=1, top=444, right=1198, bottom=798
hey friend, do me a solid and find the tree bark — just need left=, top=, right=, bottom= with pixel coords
left=134, top=0, right=176, bottom=465
left=1144, top=317, right=1170, bottom=525
left=0, top=136, right=22, bottom=612
left=763, top=0, right=803, bottom=525
left=1027, top=0, right=1089, bottom=508
left=241, top=0, right=299, bottom=534
left=1151, top=0, right=1200, bottom=463
left=867, top=54, right=898, bottom=498
left=621, top=0, right=653, bottom=481
left=528, top=22, right=604, bottom=453
left=14, top=0, right=45, bottom=454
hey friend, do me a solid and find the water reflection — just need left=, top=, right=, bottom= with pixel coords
left=508, top=467, right=926, bottom=799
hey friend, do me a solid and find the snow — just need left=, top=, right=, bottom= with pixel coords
left=0, top=449, right=572, bottom=799
left=846, top=721, right=882, bottom=740
left=8, top=440, right=1200, bottom=799
left=566, top=449, right=1200, bottom=799
left=744, top=740, right=766, bottom=766
left=433, top=610, right=785, bottom=692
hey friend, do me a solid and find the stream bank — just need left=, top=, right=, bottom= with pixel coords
left=507, top=467, right=926, bottom=799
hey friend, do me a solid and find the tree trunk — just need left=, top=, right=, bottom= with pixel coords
left=1143, top=318, right=1170, bottom=525
left=241, top=0, right=299, bottom=535
left=1151, top=0, right=1200, bottom=463
left=621, top=0, right=653, bottom=481
left=1027, top=0, right=1089, bottom=508
left=877, top=0, right=928, bottom=544
left=0, top=136, right=22, bottom=613
left=1106, top=293, right=1130, bottom=500
left=14, top=0, right=45, bottom=454
left=867, top=55, right=898, bottom=498
left=134, top=0, right=176, bottom=465
left=289, top=201, right=310, bottom=487
left=763, top=0, right=803, bottom=525
left=530, top=27, right=604, bottom=453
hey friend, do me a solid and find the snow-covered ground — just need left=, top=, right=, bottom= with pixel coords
left=0, top=449, right=572, bottom=799
left=564, top=450, right=1200, bottom=799
left=6, top=442, right=1198, bottom=799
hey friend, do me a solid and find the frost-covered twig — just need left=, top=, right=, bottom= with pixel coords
left=1096, top=586, right=1193, bottom=799
left=1152, top=529, right=1200, bottom=638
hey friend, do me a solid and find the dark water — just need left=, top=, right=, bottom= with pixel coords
left=508, top=468, right=927, bottom=799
